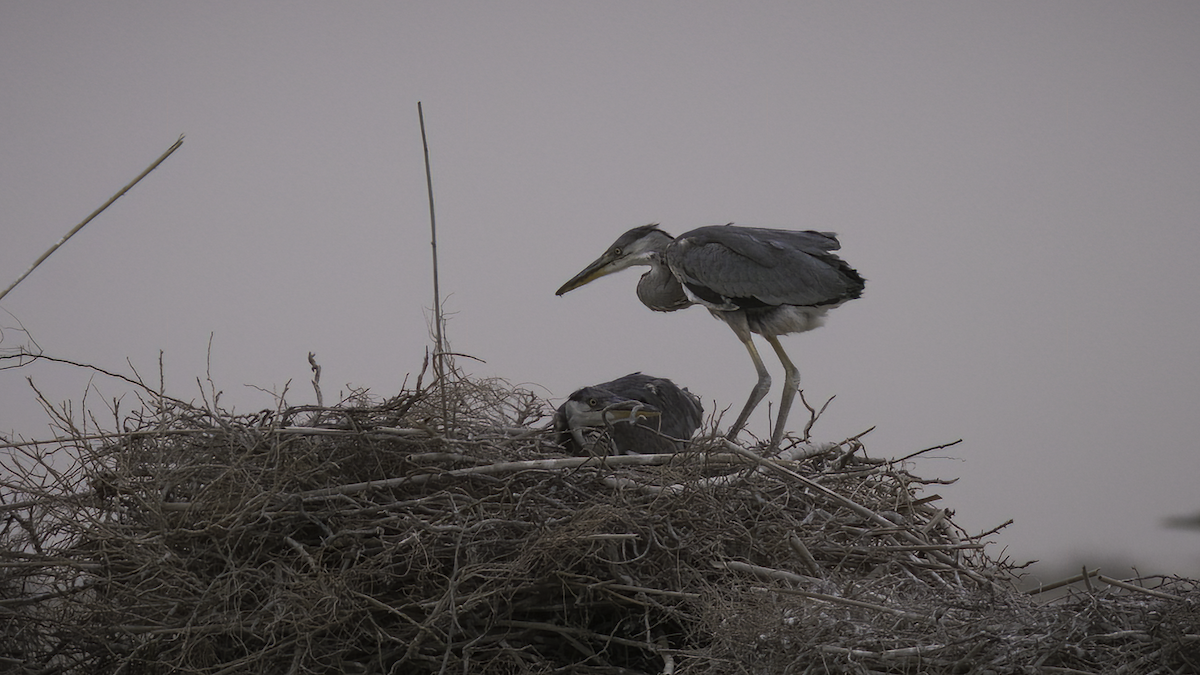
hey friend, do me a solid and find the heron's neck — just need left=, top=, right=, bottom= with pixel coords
left=637, top=260, right=690, bottom=312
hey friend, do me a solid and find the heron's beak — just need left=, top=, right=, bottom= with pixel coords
left=556, top=253, right=621, bottom=296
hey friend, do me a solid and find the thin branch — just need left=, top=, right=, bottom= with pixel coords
left=1025, top=568, right=1101, bottom=595
left=1095, top=574, right=1182, bottom=601
left=2, top=353, right=191, bottom=407
left=418, top=101, right=448, bottom=432
left=893, top=439, right=964, bottom=464
left=308, top=352, right=324, bottom=408
left=0, top=135, right=185, bottom=303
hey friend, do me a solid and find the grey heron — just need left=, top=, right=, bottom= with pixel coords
left=556, top=224, right=863, bottom=447
left=554, top=372, right=703, bottom=455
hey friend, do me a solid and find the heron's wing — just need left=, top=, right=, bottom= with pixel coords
left=639, top=378, right=702, bottom=440
left=598, top=373, right=702, bottom=441
left=667, top=225, right=863, bottom=307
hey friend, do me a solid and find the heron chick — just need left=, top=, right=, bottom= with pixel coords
left=556, top=224, right=863, bottom=447
left=555, top=372, right=703, bottom=455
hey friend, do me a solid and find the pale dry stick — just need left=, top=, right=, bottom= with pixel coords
left=775, top=440, right=842, bottom=462
left=829, top=542, right=985, bottom=553
left=1087, top=630, right=1155, bottom=642
left=1025, top=568, right=1101, bottom=596
left=659, top=637, right=675, bottom=675
left=417, top=102, right=448, bottom=433
left=602, top=583, right=702, bottom=600
left=579, top=533, right=640, bottom=541
left=602, top=442, right=843, bottom=495
left=283, top=536, right=317, bottom=571
left=921, top=508, right=948, bottom=536
left=818, top=643, right=949, bottom=660
left=601, top=467, right=746, bottom=496
left=628, top=458, right=717, bottom=493
left=294, top=452, right=741, bottom=500
left=0, top=136, right=185, bottom=303
left=732, top=561, right=936, bottom=622
left=277, top=426, right=430, bottom=438
left=1095, top=574, right=1182, bottom=601
left=308, top=352, right=323, bottom=408
left=788, top=535, right=823, bottom=578
left=721, top=560, right=825, bottom=588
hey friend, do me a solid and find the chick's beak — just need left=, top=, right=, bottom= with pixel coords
left=599, top=402, right=662, bottom=424
left=563, top=399, right=662, bottom=428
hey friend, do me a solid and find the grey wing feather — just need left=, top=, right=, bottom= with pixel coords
left=603, top=373, right=703, bottom=440
left=647, top=379, right=704, bottom=440
left=667, top=226, right=863, bottom=307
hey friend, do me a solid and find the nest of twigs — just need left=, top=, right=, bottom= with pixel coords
left=2, top=363, right=1200, bottom=674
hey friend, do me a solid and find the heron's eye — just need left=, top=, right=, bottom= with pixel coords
left=588, top=398, right=599, bottom=408
left=612, top=248, right=622, bottom=257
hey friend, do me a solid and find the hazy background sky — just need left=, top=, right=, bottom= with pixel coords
left=2, top=2, right=1199, bottom=580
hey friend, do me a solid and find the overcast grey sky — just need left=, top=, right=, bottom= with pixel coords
left=3, top=2, right=1199, bottom=579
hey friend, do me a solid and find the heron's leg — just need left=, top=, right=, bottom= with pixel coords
left=726, top=335, right=772, bottom=440
left=765, top=335, right=800, bottom=448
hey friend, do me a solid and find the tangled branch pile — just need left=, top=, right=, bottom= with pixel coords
left=2, top=367, right=1199, bottom=674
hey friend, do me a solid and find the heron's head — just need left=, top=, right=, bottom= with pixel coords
left=558, top=388, right=662, bottom=430
left=555, top=225, right=674, bottom=295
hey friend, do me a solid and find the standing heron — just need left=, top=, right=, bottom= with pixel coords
left=554, top=372, right=703, bottom=455
left=556, top=224, right=864, bottom=447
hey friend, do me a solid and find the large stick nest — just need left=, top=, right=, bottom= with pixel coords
left=2, top=366, right=1199, bottom=674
